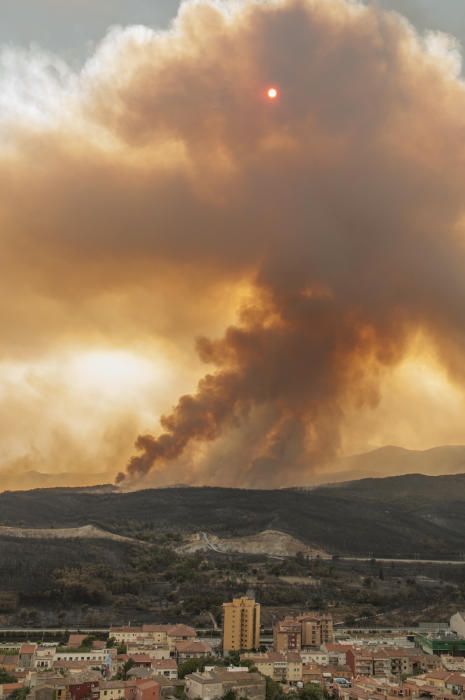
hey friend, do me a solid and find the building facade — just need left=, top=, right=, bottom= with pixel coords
left=274, top=613, right=334, bottom=652
left=222, top=597, right=260, bottom=653
left=185, top=669, right=265, bottom=700
left=241, top=652, right=303, bottom=685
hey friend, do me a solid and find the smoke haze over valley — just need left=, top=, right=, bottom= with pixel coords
left=2, top=0, right=465, bottom=489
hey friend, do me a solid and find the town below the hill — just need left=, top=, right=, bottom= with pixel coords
left=2, top=599, right=465, bottom=700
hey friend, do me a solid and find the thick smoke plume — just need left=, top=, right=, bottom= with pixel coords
left=1, top=0, right=465, bottom=487
left=114, top=0, right=465, bottom=486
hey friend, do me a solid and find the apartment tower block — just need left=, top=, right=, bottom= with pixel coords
left=223, top=596, right=261, bottom=653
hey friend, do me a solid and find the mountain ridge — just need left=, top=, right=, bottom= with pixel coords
left=321, top=444, right=465, bottom=484
left=1, top=472, right=465, bottom=557
left=4, top=444, right=465, bottom=492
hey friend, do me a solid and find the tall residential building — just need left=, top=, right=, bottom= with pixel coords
left=222, top=596, right=261, bottom=653
left=299, top=613, right=334, bottom=647
left=273, top=618, right=302, bottom=652
left=273, top=612, right=334, bottom=652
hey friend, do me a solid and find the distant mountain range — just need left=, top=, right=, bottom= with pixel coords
left=2, top=472, right=465, bottom=557
left=323, top=444, right=465, bottom=484
left=3, top=444, right=465, bottom=492
left=0, top=469, right=114, bottom=491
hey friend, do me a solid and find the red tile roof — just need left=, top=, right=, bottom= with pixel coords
left=175, top=641, right=210, bottom=654
left=128, top=654, right=153, bottom=664
left=141, top=626, right=168, bottom=634
left=20, top=644, right=36, bottom=654
left=152, top=660, right=177, bottom=669
left=167, top=625, right=196, bottom=638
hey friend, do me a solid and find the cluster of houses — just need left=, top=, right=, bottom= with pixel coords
left=0, top=627, right=214, bottom=700
left=238, top=641, right=441, bottom=688
left=0, top=635, right=265, bottom=700
left=110, top=625, right=212, bottom=664
left=3, top=611, right=465, bottom=700
left=337, top=668, right=465, bottom=700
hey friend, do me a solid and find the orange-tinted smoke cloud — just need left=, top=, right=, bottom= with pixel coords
left=1, top=0, right=465, bottom=488
left=113, top=0, right=465, bottom=486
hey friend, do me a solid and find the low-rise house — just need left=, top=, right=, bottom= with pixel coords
left=33, top=647, right=56, bottom=670
left=302, top=663, right=323, bottom=685
left=286, top=653, right=304, bottom=684
left=116, top=655, right=155, bottom=677
left=302, top=663, right=351, bottom=687
left=444, top=672, right=465, bottom=694
left=110, top=630, right=142, bottom=646
left=31, top=673, right=101, bottom=700
left=126, top=646, right=169, bottom=661
left=53, top=661, right=98, bottom=675
left=19, top=644, right=37, bottom=670
left=323, top=644, right=350, bottom=667
left=185, top=668, right=265, bottom=700
left=110, top=625, right=196, bottom=652
left=336, top=676, right=403, bottom=700
left=54, top=648, right=115, bottom=669
left=151, top=660, right=177, bottom=680
left=175, top=641, right=211, bottom=661
left=131, top=680, right=159, bottom=700
left=428, top=671, right=454, bottom=688
left=241, top=652, right=303, bottom=684
left=408, top=670, right=465, bottom=695
left=29, top=680, right=68, bottom=700
left=65, top=672, right=101, bottom=700
left=127, top=656, right=152, bottom=669
left=440, top=656, right=465, bottom=672
left=27, top=672, right=64, bottom=689
left=150, top=677, right=180, bottom=700
left=242, top=654, right=274, bottom=680
left=404, top=676, right=456, bottom=700
left=0, top=683, right=24, bottom=699
left=125, top=680, right=160, bottom=700
left=0, top=655, right=19, bottom=674
left=127, top=669, right=153, bottom=681
left=99, top=681, right=127, bottom=700
left=140, top=628, right=170, bottom=648
left=301, top=651, right=329, bottom=666
left=166, top=626, right=196, bottom=652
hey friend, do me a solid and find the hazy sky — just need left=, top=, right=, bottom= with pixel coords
left=2, top=0, right=465, bottom=491
left=377, top=1, right=465, bottom=42
left=0, top=1, right=464, bottom=63
left=0, top=1, right=178, bottom=64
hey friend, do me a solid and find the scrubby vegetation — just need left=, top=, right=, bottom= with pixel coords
left=1, top=531, right=465, bottom=629
left=3, top=475, right=465, bottom=557
left=2, top=476, right=465, bottom=628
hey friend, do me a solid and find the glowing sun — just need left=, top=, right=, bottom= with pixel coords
left=71, top=349, right=159, bottom=396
